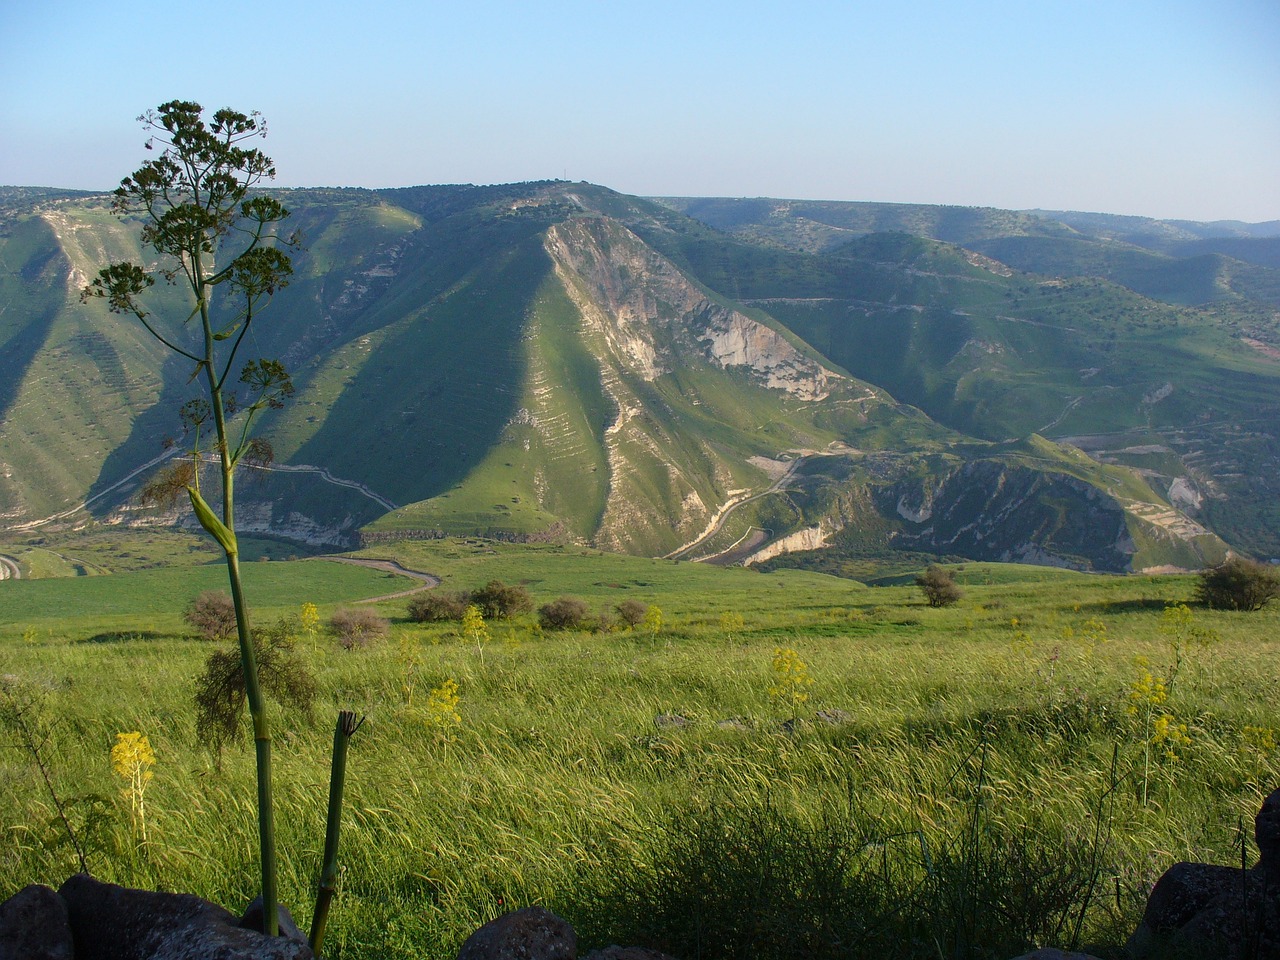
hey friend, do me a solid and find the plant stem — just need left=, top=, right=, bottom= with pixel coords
left=199, top=266, right=279, bottom=937
left=310, top=710, right=361, bottom=954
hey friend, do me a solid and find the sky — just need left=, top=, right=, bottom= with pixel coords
left=2, top=0, right=1278, bottom=222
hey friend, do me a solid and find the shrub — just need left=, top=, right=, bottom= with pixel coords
left=194, top=617, right=317, bottom=757
left=1196, top=557, right=1280, bottom=611
left=330, top=607, right=390, bottom=649
left=471, top=580, right=534, bottom=620
left=407, top=591, right=471, bottom=622
left=538, top=597, right=591, bottom=630
left=616, top=599, right=649, bottom=627
left=916, top=564, right=964, bottom=607
left=183, top=590, right=237, bottom=641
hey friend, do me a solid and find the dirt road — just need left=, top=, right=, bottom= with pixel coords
left=317, top=556, right=439, bottom=602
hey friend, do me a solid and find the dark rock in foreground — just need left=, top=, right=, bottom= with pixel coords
left=0, top=875, right=311, bottom=960
left=0, top=883, right=73, bottom=960
left=1127, top=787, right=1280, bottom=959
left=456, top=905, right=576, bottom=960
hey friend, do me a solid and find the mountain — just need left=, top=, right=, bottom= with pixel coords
left=2, top=182, right=1277, bottom=572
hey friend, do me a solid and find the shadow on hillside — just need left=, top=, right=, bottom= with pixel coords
left=1080, top=597, right=1176, bottom=614
left=79, top=630, right=169, bottom=645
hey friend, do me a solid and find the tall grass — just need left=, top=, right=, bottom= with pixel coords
left=1, top=546, right=1277, bottom=958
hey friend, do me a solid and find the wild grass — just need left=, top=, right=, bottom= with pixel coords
left=1, top=540, right=1277, bottom=959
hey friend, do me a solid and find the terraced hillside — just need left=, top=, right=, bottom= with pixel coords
left=1, top=183, right=1276, bottom=569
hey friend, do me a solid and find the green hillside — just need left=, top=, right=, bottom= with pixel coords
left=0, top=182, right=1274, bottom=569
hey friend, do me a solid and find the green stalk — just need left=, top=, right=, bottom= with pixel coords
left=201, top=278, right=279, bottom=938
left=310, top=711, right=362, bottom=955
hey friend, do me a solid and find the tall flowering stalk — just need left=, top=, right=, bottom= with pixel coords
left=84, top=101, right=299, bottom=934
left=1127, top=657, right=1189, bottom=805
left=769, top=647, right=815, bottom=723
left=111, top=732, right=156, bottom=844
left=424, top=679, right=462, bottom=741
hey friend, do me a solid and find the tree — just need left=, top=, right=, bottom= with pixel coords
left=915, top=564, right=963, bottom=607
left=1196, top=557, right=1280, bottom=611
left=470, top=580, right=534, bottom=620
left=83, top=101, right=300, bottom=934
left=538, top=597, right=591, bottom=630
left=616, top=599, right=649, bottom=628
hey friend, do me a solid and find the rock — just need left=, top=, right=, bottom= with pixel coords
left=455, top=906, right=576, bottom=960
left=0, top=884, right=74, bottom=960
left=240, top=894, right=309, bottom=945
left=815, top=708, right=851, bottom=726
left=1127, top=787, right=1280, bottom=959
left=1256, top=786, right=1280, bottom=869
left=653, top=714, right=691, bottom=729
left=57, top=874, right=313, bottom=960
left=582, top=948, right=681, bottom=960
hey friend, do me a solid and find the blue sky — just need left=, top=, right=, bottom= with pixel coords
left=2, top=0, right=1277, bottom=221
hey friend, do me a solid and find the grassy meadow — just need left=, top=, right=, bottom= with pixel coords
left=1, top=535, right=1278, bottom=959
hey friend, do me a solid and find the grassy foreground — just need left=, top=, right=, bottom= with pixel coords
left=1, top=538, right=1278, bottom=959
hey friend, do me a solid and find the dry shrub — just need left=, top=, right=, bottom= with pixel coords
left=193, top=616, right=316, bottom=756
left=183, top=590, right=237, bottom=641
left=330, top=607, right=389, bottom=649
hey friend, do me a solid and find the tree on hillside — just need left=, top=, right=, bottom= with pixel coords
left=82, top=101, right=301, bottom=935
left=916, top=564, right=964, bottom=607
left=471, top=579, right=534, bottom=619
left=1196, top=556, right=1280, bottom=611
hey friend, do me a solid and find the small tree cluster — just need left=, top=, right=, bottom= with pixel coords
left=407, top=580, right=532, bottom=622
left=916, top=564, right=964, bottom=607
left=1196, top=557, right=1280, bottom=611
left=538, top=597, right=591, bottom=630
left=330, top=607, right=390, bottom=650
left=407, top=591, right=471, bottom=622
left=183, top=590, right=237, bottom=641
left=471, top=580, right=534, bottom=619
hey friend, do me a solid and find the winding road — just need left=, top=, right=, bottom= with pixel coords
left=318, top=556, right=439, bottom=602
left=0, top=555, right=20, bottom=581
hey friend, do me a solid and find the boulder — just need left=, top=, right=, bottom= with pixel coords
left=240, top=893, right=309, bottom=944
left=0, top=884, right=74, bottom=960
left=455, top=906, right=576, bottom=960
left=57, top=874, right=312, bottom=960
left=1127, top=787, right=1280, bottom=959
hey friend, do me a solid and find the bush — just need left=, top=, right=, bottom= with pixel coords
left=407, top=591, right=471, bottom=622
left=538, top=597, right=591, bottom=630
left=916, top=565, right=963, bottom=607
left=194, top=616, right=317, bottom=756
left=330, top=607, right=390, bottom=649
left=183, top=590, right=237, bottom=641
left=471, top=580, right=534, bottom=620
left=1196, top=557, right=1280, bottom=611
left=615, top=599, right=649, bottom=627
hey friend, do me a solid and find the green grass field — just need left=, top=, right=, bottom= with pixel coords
left=1, top=537, right=1278, bottom=959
